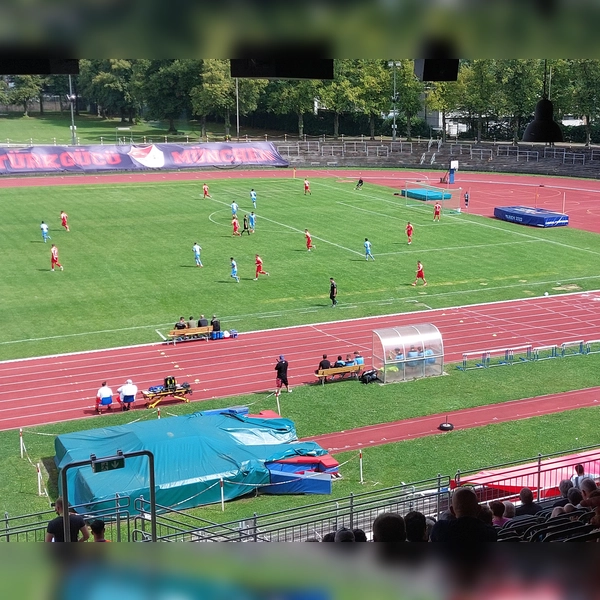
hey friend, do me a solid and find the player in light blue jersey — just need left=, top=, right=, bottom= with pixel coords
left=231, top=201, right=238, bottom=216
left=192, top=242, right=203, bottom=267
left=364, top=238, right=375, bottom=261
left=250, top=189, right=257, bottom=208
left=249, top=211, right=256, bottom=232
left=230, top=257, right=240, bottom=283
left=40, top=221, right=50, bottom=243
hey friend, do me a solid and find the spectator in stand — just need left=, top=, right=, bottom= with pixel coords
left=489, top=501, right=510, bottom=527
left=316, top=354, right=331, bottom=373
left=187, top=316, right=198, bottom=329
left=580, top=478, right=598, bottom=504
left=571, top=463, right=586, bottom=489
left=404, top=511, right=428, bottom=542
left=553, top=479, right=574, bottom=508
left=515, top=487, right=543, bottom=516
left=321, top=532, right=336, bottom=542
left=45, top=497, right=89, bottom=543
left=372, top=512, right=406, bottom=542
left=334, top=527, right=355, bottom=542
left=174, top=317, right=187, bottom=330
left=581, top=490, right=600, bottom=526
left=90, top=519, right=110, bottom=542
left=352, top=528, right=368, bottom=542
left=567, top=487, right=583, bottom=507
left=503, top=500, right=516, bottom=518
left=198, top=314, right=209, bottom=327
left=430, top=487, right=497, bottom=542
left=478, top=505, right=494, bottom=527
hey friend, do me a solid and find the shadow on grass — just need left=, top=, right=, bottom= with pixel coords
left=41, top=456, right=59, bottom=499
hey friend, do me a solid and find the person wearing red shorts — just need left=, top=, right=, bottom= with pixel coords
left=406, top=222, right=413, bottom=244
left=50, top=244, right=63, bottom=271
left=202, top=183, right=211, bottom=198
left=304, top=178, right=311, bottom=195
left=60, top=210, right=70, bottom=232
left=412, top=260, right=427, bottom=286
left=254, top=254, right=269, bottom=280
left=305, top=229, right=316, bottom=251
left=232, top=216, right=240, bottom=236
left=433, top=202, right=441, bottom=222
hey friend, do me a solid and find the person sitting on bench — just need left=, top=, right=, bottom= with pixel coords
left=344, top=354, right=356, bottom=366
left=353, top=350, right=364, bottom=365
left=316, top=354, right=331, bottom=373
left=96, top=381, right=113, bottom=413
left=198, top=314, right=209, bottom=327
left=174, top=316, right=187, bottom=330
left=333, top=355, right=345, bottom=368
left=117, top=379, right=138, bottom=412
left=211, top=315, right=220, bottom=332
left=187, top=316, right=198, bottom=329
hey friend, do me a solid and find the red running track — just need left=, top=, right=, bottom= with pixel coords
left=1, top=290, right=599, bottom=432
left=306, top=387, right=600, bottom=452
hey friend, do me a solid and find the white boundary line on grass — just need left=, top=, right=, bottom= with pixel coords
left=2, top=287, right=599, bottom=363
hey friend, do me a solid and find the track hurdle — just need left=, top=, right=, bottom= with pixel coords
left=561, top=340, right=585, bottom=357
left=585, top=339, right=600, bottom=355
left=532, top=344, right=558, bottom=361
left=458, top=351, right=490, bottom=370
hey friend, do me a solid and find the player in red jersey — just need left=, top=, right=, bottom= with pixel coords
left=304, top=229, right=316, bottom=251
left=50, top=244, right=63, bottom=271
left=405, top=222, right=413, bottom=245
left=433, top=201, right=442, bottom=222
left=202, top=183, right=211, bottom=198
left=232, top=216, right=240, bottom=236
left=254, top=254, right=269, bottom=280
left=412, top=260, right=427, bottom=286
left=304, top=178, right=311, bottom=195
left=60, top=210, right=70, bottom=232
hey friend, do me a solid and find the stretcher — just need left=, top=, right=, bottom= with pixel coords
left=141, top=376, right=193, bottom=409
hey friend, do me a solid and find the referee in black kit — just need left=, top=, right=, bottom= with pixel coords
left=275, top=355, right=291, bottom=393
left=329, top=277, right=338, bottom=307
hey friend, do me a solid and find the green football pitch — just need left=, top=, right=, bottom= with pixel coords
left=2, top=174, right=600, bottom=360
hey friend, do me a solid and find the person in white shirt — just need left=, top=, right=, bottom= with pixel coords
left=117, top=379, right=138, bottom=411
left=40, top=221, right=50, bottom=243
left=231, top=201, right=238, bottom=216
left=96, top=381, right=113, bottom=413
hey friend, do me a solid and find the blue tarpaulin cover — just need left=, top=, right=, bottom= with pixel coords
left=494, top=206, right=569, bottom=227
left=54, top=412, right=328, bottom=513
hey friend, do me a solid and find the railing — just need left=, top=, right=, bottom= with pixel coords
left=450, top=143, right=472, bottom=155
left=497, top=146, right=539, bottom=162
left=563, top=152, right=586, bottom=165
left=470, top=148, right=493, bottom=160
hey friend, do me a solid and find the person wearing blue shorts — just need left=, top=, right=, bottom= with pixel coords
left=250, top=189, right=257, bottom=208
left=192, top=242, right=203, bottom=267
left=230, top=257, right=240, bottom=283
left=231, top=201, right=238, bottom=216
left=364, top=238, right=375, bottom=261
left=249, top=211, right=256, bottom=233
left=40, top=221, right=50, bottom=243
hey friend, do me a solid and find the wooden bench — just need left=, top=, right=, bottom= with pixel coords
left=314, top=365, right=362, bottom=385
left=167, top=325, right=213, bottom=344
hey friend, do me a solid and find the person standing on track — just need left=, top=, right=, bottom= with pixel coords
left=275, top=355, right=291, bottom=394
left=192, top=242, right=203, bottom=267
left=254, top=254, right=269, bottom=280
left=304, top=178, right=311, bottom=195
left=60, top=210, right=70, bottom=232
left=412, top=260, right=427, bottom=287
left=329, top=277, right=338, bottom=306
left=433, top=201, right=442, bottom=222
left=203, top=183, right=211, bottom=198
left=305, top=229, right=316, bottom=251
left=364, top=238, right=375, bottom=261
left=405, top=221, right=413, bottom=245
left=464, top=191, right=469, bottom=210
left=230, top=257, right=240, bottom=282
left=250, top=188, right=257, bottom=208
left=50, top=244, right=63, bottom=271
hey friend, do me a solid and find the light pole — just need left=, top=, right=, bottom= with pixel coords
left=388, top=61, right=400, bottom=142
left=235, top=77, right=240, bottom=140
left=67, top=75, right=77, bottom=146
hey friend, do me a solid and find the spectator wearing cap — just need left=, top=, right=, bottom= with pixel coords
left=117, top=379, right=138, bottom=411
left=275, top=355, right=291, bottom=393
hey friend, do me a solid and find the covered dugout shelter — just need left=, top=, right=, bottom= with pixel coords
left=372, top=323, right=444, bottom=383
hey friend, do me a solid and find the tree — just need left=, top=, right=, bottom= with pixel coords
left=319, top=60, right=361, bottom=138
left=9, top=76, right=44, bottom=116
left=354, top=60, right=390, bottom=140
left=190, top=59, right=267, bottom=139
left=395, top=61, right=423, bottom=140
left=144, top=60, right=202, bottom=133
left=426, top=80, right=464, bottom=142
left=570, top=60, right=600, bottom=146
left=265, top=79, right=322, bottom=138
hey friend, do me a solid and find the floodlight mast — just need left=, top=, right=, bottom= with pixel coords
left=68, top=75, right=76, bottom=146
left=388, top=61, right=400, bottom=142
